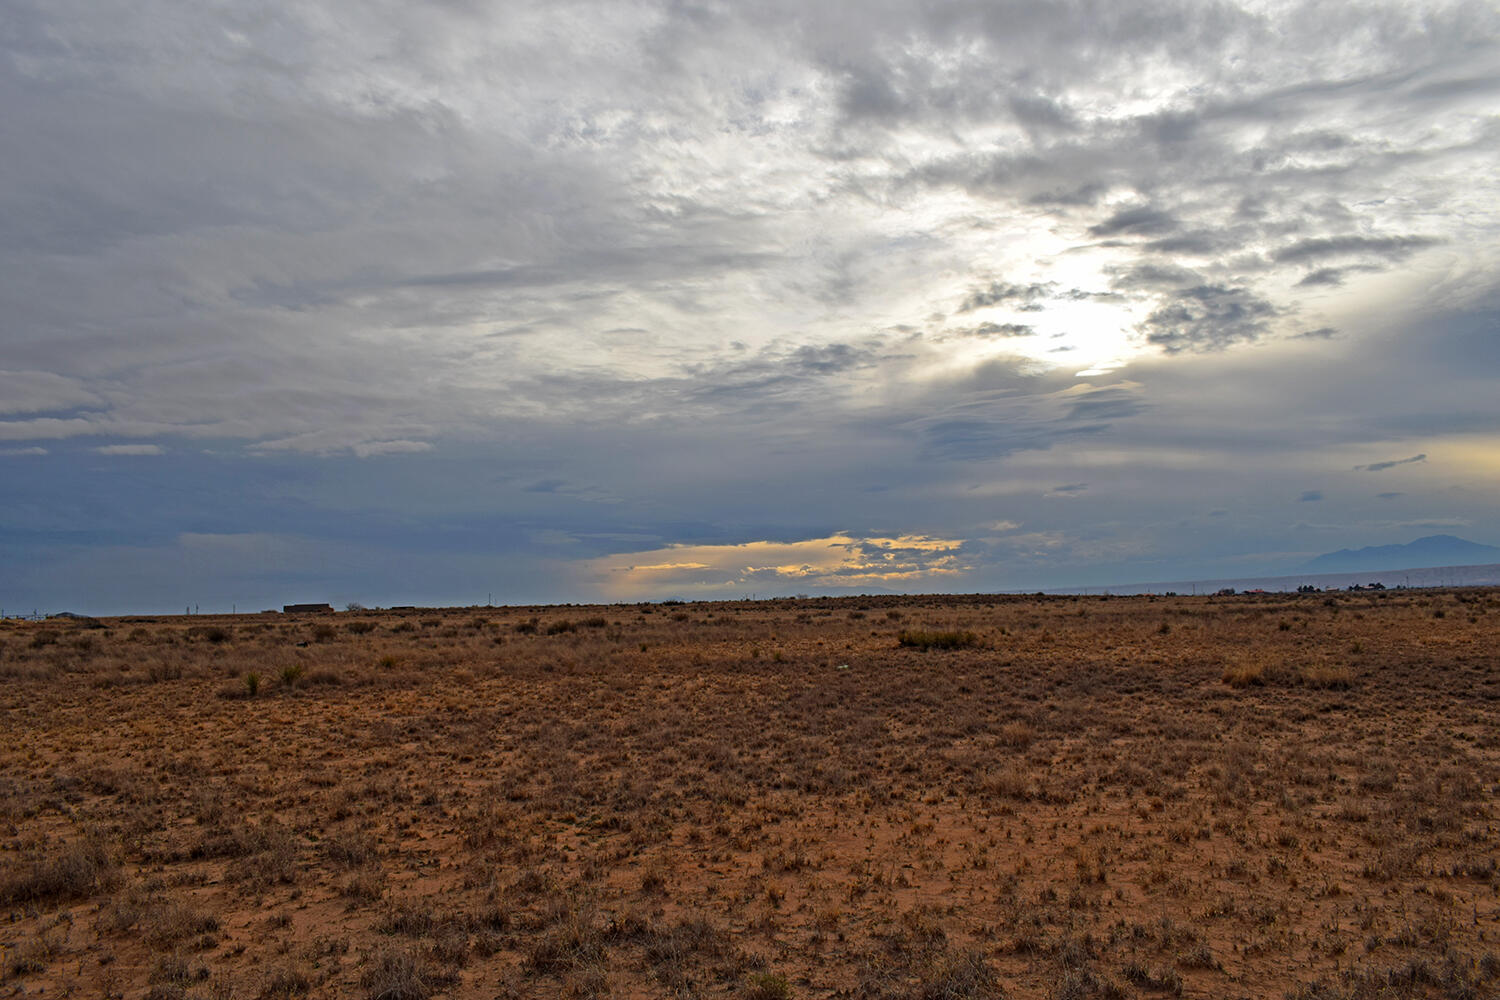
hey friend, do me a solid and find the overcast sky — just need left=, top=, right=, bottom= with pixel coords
left=3, top=0, right=1499, bottom=613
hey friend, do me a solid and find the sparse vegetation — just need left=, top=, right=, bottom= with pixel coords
left=0, top=591, right=1495, bottom=998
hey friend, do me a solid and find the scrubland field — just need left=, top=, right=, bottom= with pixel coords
left=1, top=590, right=1498, bottom=1000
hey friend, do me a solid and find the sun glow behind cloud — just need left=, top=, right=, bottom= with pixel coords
left=585, top=533, right=970, bottom=599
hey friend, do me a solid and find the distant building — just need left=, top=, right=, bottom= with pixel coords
left=283, top=603, right=334, bottom=614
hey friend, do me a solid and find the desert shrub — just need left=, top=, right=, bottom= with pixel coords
left=147, top=661, right=184, bottom=682
left=360, top=948, right=439, bottom=1000
left=343, top=869, right=386, bottom=902
left=245, top=671, right=262, bottom=695
left=1122, top=962, right=1182, bottom=994
left=743, top=971, right=792, bottom=1000
left=144, top=901, right=221, bottom=947
left=326, top=830, right=380, bottom=869
left=8, top=937, right=53, bottom=976
left=1178, top=943, right=1219, bottom=970
left=0, top=836, right=117, bottom=904
left=347, top=621, right=376, bottom=635
left=580, top=617, right=608, bottom=628
left=223, top=826, right=299, bottom=886
left=310, top=624, right=338, bottom=642
left=529, top=921, right=605, bottom=974
left=1221, top=662, right=1266, bottom=688
left=377, top=902, right=436, bottom=937
left=998, top=722, right=1035, bottom=749
left=1050, top=967, right=1125, bottom=1000
left=280, top=663, right=305, bottom=687
left=261, top=966, right=312, bottom=999
left=187, top=626, right=229, bottom=644
left=546, top=620, right=577, bottom=635
left=514, top=620, right=538, bottom=634
left=149, top=952, right=208, bottom=987
left=981, top=765, right=1032, bottom=801
left=917, top=950, right=1003, bottom=1000
left=897, top=629, right=980, bottom=650
left=1222, top=656, right=1289, bottom=688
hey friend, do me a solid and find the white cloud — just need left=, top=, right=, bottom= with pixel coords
left=94, top=443, right=163, bottom=455
left=351, top=440, right=433, bottom=458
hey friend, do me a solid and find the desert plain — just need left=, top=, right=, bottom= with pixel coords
left=1, top=589, right=1497, bottom=1000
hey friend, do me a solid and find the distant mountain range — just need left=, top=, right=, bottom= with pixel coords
left=1301, top=534, right=1500, bottom=574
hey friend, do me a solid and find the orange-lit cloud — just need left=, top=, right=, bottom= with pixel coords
left=583, top=533, right=970, bottom=599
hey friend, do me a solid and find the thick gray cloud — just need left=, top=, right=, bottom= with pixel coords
left=1272, top=236, right=1442, bottom=265
left=1, top=0, right=1498, bottom=610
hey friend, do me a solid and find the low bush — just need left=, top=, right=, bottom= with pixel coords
left=897, top=629, right=980, bottom=650
left=0, top=837, right=117, bottom=905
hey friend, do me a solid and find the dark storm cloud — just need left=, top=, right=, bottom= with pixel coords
left=958, top=281, right=1055, bottom=313
left=1139, top=285, right=1278, bottom=353
left=1272, top=236, right=1441, bottom=265
left=1356, top=453, right=1426, bottom=472
left=1107, top=263, right=1202, bottom=294
left=1295, top=268, right=1349, bottom=287
left=955, top=323, right=1036, bottom=339
left=1144, top=232, right=1235, bottom=255
left=958, top=281, right=1097, bottom=314
left=788, top=342, right=878, bottom=375
left=1088, top=206, right=1178, bottom=239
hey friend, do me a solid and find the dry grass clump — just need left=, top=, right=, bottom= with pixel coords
left=359, top=948, right=443, bottom=1000
left=0, top=836, right=117, bottom=904
left=1299, top=663, right=1355, bottom=689
left=1223, top=657, right=1356, bottom=690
